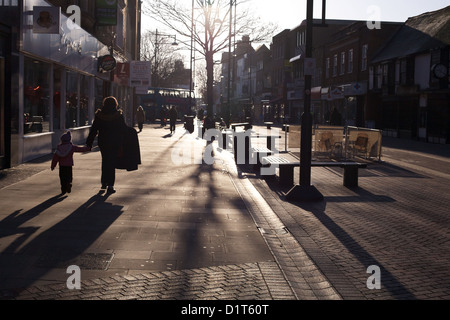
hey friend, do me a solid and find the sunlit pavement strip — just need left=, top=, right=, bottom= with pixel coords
left=215, top=143, right=342, bottom=300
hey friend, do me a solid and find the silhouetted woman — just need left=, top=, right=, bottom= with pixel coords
left=86, top=96, right=127, bottom=193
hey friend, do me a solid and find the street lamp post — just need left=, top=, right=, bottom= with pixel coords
left=153, top=29, right=178, bottom=87
left=285, top=0, right=324, bottom=202
left=189, top=0, right=195, bottom=114
left=226, top=0, right=233, bottom=127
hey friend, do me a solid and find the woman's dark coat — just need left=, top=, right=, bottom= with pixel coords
left=86, top=108, right=141, bottom=171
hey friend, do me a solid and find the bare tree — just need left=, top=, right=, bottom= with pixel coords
left=140, top=29, right=185, bottom=87
left=143, top=0, right=277, bottom=117
left=196, top=60, right=221, bottom=105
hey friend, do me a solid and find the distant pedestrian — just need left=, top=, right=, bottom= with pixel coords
left=169, top=106, right=178, bottom=134
left=330, top=108, right=342, bottom=126
left=160, top=106, right=168, bottom=127
left=136, top=105, right=145, bottom=132
left=86, top=96, right=127, bottom=193
left=51, top=131, right=91, bottom=195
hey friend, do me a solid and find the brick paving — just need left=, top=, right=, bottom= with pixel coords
left=248, top=129, right=450, bottom=300
left=1, top=122, right=449, bottom=301
left=0, top=123, right=298, bottom=301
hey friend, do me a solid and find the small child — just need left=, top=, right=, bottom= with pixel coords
left=51, top=131, right=91, bottom=195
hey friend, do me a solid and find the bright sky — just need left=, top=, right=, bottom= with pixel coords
left=142, top=0, right=450, bottom=37
left=252, top=0, right=450, bottom=33
left=141, top=0, right=450, bottom=88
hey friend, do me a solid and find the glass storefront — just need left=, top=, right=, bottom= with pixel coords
left=95, top=78, right=106, bottom=111
left=0, top=56, right=5, bottom=163
left=65, top=70, right=78, bottom=129
left=53, top=66, right=62, bottom=130
left=80, top=74, right=89, bottom=126
left=23, top=57, right=50, bottom=135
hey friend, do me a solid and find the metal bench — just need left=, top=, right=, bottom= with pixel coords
left=264, top=121, right=274, bottom=129
left=250, top=147, right=274, bottom=169
left=261, top=155, right=367, bottom=187
left=231, top=122, right=252, bottom=131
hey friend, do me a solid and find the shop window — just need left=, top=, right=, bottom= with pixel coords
left=1, top=57, right=4, bottom=159
left=53, top=67, right=63, bottom=130
left=66, top=70, right=78, bottom=129
left=80, top=75, right=89, bottom=126
left=95, top=78, right=105, bottom=111
left=24, top=57, right=50, bottom=135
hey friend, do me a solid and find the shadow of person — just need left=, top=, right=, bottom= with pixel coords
left=0, top=191, right=123, bottom=295
left=0, top=195, right=68, bottom=254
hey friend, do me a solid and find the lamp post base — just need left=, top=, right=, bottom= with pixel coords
left=285, top=185, right=324, bottom=203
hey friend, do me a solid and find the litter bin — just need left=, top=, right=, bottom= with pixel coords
left=184, top=115, right=195, bottom=133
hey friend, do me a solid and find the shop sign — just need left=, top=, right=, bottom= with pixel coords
left=304, top=58, right=316, bottom=76
left=329, top=87, right=344, bottom=100
left=98, top=55, right=117, bottom=73
left=130, top=61, right=151, bottom=87
left=96, top=0, right=118, bottom=26
left=114, top=62, right=130, bottom=86
left=343, top=82, right=367, bottom=95
left=33, top=6, right=60, bottom=34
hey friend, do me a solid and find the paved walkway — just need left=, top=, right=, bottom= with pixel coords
left=1, top=122, right=449, bottom=301
left=0, top=123, right=315, bottom=300
left=248, top=126, right=450, bottom=300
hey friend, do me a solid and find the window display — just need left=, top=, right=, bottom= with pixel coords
left=23, top=57, right=50, bottom=135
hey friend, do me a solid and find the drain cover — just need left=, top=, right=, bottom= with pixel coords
left=36, top=252, right=114, bottom=270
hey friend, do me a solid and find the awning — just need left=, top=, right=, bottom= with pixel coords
left=289, top=55, right=302, bottom=63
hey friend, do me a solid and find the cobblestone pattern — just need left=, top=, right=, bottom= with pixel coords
left=1, top=262, right=295, bottom=300
left=223, top=153, right=341, bottom=300
left=251, top=158, right=450, bottom=300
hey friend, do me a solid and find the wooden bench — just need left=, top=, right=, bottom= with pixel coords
left=261, top=155, right=367, bottom=188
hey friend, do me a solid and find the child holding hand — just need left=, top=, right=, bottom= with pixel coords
left=51, top=131, right=91, bottom=194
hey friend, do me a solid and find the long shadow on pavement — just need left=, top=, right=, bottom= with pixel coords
left=291, top=200, right=417, bottom=299
left=239, top=161, right=417, bottom=299
left=0, top=191, right=123, bottom=296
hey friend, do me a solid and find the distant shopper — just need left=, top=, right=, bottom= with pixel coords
left=86, top=96, right=127, bottom=193
left=51, top=131, right=91, bottom=195
left=169, top=106, right=178, bottom=134
left=330, top=108, right=342, bottom=126
left=136, top=105, right=146, bottom=132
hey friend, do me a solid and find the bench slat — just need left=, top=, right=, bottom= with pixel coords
left=261, top=156, right=366, bottom=168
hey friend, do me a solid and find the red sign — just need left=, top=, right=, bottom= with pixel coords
left=114, top=62, right=130, bottom=86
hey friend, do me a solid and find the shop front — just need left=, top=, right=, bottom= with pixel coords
left=6, top=0, right=134, bottom=166
left=0, top=27, right=8, bottom=169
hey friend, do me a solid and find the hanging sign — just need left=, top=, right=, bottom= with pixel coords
left=98, top=54, right=117, bottom=73
left=33, top=6, right=60, bottom=34
left=96, top=0, right=118, bottom=26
